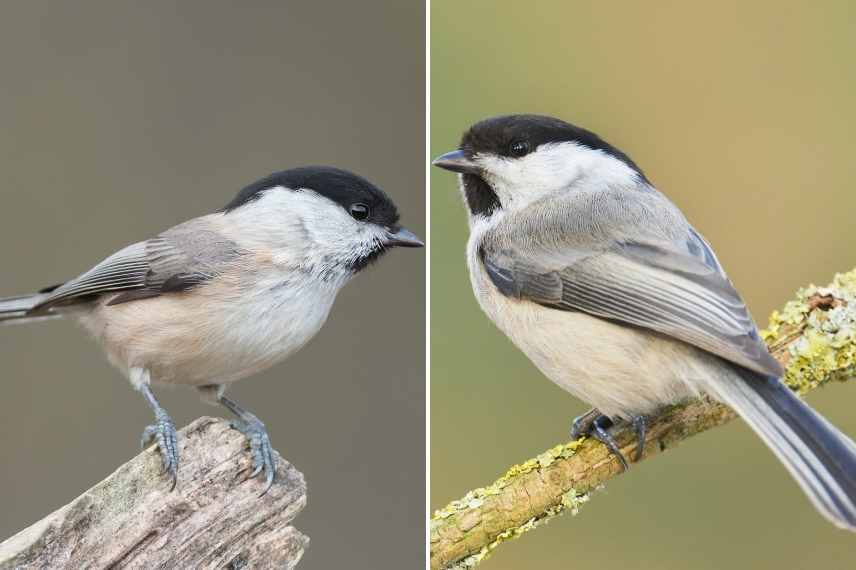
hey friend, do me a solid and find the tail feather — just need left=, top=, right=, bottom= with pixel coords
left=0, top=293, right=60, bottom=325
left=703, top=368, right=856, bottom=530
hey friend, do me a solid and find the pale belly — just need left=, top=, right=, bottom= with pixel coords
left=469, top=260, right=710, bottom=419
left=76, top=278, right=338, bottom=386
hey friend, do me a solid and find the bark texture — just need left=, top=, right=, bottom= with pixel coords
left=0, top=417, right=308, bottom=569
left=431, top=269, right=856, bottom=569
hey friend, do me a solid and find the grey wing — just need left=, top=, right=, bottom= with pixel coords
left=481, top=228, right=783, bottom=378
left=33, top=227, right=242, bottom=311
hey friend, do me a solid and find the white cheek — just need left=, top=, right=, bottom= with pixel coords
left=215, top=187, right=380, bottom=277
left=299, top=198, right=357, bottom=245
left=477, top=143, right=585, bottom=207
left=510, top=150, right=581, bottom=193
left=475, top=142, right=642, bottom=212
left=218, top=187, right=314, bottom=253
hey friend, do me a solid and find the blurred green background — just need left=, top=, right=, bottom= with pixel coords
left=0, top=2, right=424, bottom=568
left=431, top=1, right=856, bottom=568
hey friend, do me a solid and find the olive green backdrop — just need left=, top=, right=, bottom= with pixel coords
left=432, top=1, right=856, bottom=569
left=0, top=2, right=424, bottom=568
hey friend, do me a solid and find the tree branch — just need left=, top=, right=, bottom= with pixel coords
left=0, top=417, right=308, bottom=569
left=430, top=269, right=856, bottom=570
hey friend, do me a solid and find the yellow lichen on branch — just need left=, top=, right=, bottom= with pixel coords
left=430, top=269, right=856, bottom=570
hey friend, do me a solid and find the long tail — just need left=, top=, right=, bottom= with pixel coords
left=702, top=367, right=856, bottom=530
left=0, top=293, right=60, bottom=325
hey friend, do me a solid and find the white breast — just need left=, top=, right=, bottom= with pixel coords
left=466, top=228, right=708, bottom=420
left=77, top=271, right=341, bottom=387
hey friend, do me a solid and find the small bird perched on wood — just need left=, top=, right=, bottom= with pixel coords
left=0, top=166, right=423, bottom=493
left=434, top=114, right=856, bottom=530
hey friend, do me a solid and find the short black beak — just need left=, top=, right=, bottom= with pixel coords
left=385, top=226, right=424, bottom=248
left=432, top=149, right=480, bottom=175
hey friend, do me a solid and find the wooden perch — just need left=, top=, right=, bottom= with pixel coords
left=0, top=417, right=308, bottom=569
left=430, top=269, right=856, bottom=570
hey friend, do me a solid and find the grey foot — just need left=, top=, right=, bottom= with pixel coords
left=590, top=415, right=630, bottom=471
left=570, top=410, right=630, bottom=471
left=229, top=414, right=277, bottom=495
left=210, top=391, right=279, bottom=495
left=570, top=408, right=602, bottom=440
left=570, top=410, right=649, bottom=468
left=141, top=411, right=179, bottom=490
left=631, top=415, right=648, bottom=461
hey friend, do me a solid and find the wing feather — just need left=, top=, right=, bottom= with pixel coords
left=481, top=225, right=783, bottom=378
left=32, top=227, right=243, bottom=311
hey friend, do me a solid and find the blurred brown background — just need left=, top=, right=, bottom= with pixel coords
left=432, top=1, right=856, bottom=569
left=0, top=1, right=424, bottom=568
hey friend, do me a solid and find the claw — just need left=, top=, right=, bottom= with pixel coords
left=248, top=462, right=264, bottom=480
left=631, top=415, right=648, bottom=461
left=262, top=463, right=275, bottom=497
left=570, top=411, right=650, bottom=468
left=141, top=425, right=157, bottom=450
left=216, top=393, right=279, bottom=495
left=140, top=411, right=179, bottom=491
left=228, top=415, right=277, bottom=494
left=589, top=415, right=630, bottom=471
left=570, top=410, right=631, bottom=471
left=570, top=408, right=602, bottom=440
left=261, top=438, right=276, bottom=496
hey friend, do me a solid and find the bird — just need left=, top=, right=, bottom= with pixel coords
left=433, top=114, right=856, bottom=530
left=0, top=166, right=423, bottom=493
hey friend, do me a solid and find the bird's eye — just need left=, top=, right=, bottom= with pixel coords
left=349, top=203, right=370, bottom=221
left=508, top=140, right=530, bottom=157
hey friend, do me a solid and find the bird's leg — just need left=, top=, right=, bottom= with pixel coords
left=570, top=409, right=631, bottom=471
left=213, top=391, right=277, bottom=495
left=589, top=415, right=631, bottom=471
left=138, top=383, right=179, bottom=490
left=631, top=414, right=648, bottom=461
left=570, top=408, right=602, bottom=440
left=571, top=409, right=650, bottom=467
